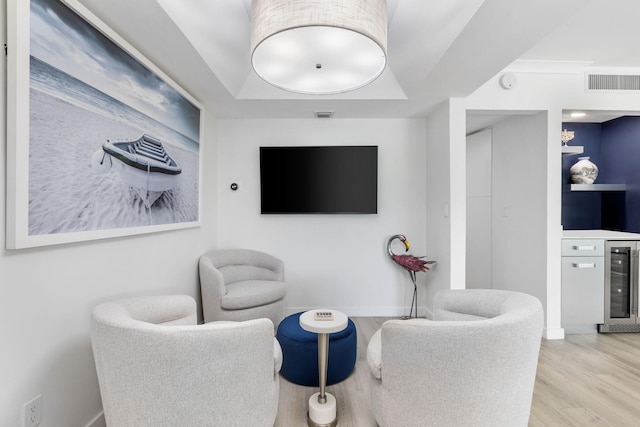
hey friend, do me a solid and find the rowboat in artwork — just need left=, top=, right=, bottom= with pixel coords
left=91, top=134, right=181, bottom=207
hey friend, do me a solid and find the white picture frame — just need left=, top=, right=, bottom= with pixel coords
left=6, top=0, right=203, bottom=249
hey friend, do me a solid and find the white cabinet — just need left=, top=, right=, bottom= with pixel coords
left=561, top=239, right=605, bottom=332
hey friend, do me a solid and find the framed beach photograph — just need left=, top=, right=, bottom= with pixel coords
left=6, top=0, right=202, bottom=249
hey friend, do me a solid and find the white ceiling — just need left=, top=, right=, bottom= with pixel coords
left=76, top=0, right=640, bottom=121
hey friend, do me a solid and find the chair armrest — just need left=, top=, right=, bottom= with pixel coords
left=274, top=338, right=283, bottom=373
left=433, top=289, right=527, bottom=320
left=199, top=256, right=227, bottom=297
left=366, top=329, right=382, bottom=379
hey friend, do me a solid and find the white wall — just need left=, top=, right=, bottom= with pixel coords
left=216, top=118, right=430, bottom=317
left=0, top=63, right=219, bottom=427
left=425, top=99, right=467, bottom=313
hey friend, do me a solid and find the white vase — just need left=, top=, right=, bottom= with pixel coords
left=570, top=156, right=599, bottom=184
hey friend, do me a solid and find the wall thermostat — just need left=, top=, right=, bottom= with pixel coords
left=230, top=183, right=238, bottom=191
left=499, top=73, right=517, bottom=90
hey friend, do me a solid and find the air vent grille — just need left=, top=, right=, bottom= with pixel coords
left=587, top=74, right=640, bottom=91
left=598, top=323, right=640, bottom=333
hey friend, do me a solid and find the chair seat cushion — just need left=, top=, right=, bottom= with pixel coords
left=221, top=280, right=286, bottom=310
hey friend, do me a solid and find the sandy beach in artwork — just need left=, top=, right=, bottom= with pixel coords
left=28, top=87, right=200, bottom=236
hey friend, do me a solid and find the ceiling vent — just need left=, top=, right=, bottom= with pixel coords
left=587, top=73, right=640, bottom=91
left=314, top=111, right=334, bottom=119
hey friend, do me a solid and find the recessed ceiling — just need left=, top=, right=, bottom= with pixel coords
left=156, top=0, right=481, bottom=101
left=77, top=0, right=640, bottom=119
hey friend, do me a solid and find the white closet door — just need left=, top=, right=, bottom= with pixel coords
left=466, top=128, right=492, bottom=289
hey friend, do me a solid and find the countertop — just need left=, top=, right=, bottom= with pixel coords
left=563, top=229, right=640, bottom=240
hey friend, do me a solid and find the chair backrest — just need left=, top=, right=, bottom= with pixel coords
left=378, top=289, right=543, bottom=427
left=93, top=294, right=197, bottom=326
left=91, top=295, right=279, bottom=427
left=203, top=248, right=284, bottom=284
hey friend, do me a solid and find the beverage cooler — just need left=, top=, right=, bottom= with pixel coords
left=599, top=241, right=640, bottom=332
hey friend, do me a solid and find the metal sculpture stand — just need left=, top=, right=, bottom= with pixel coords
left=402, top=271, right=418, bottom=319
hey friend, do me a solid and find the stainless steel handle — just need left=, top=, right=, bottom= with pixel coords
left=572, top=262, right=596, bottom=268
left=573, top=245, right=596, bottom=251
left=634, top=249, right=639, bottom=315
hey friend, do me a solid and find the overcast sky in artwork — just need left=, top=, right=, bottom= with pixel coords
left=29, top=0, right=200, bottom=142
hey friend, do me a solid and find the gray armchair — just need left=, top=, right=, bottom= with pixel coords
left=366, top=289, right=544, bottom=427
left=199, top=249, right=287, bottom=326
left=91, top=295, right=281, bottom=427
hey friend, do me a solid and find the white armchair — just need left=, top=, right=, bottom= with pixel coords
left=199, top=249, right=287, bottom=326
left=91, top=295, right=281, bottom=427
left=366, top=289, right=544, bottom=427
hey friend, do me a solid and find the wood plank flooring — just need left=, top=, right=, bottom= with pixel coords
left=275, top=317, right=640, bottom=427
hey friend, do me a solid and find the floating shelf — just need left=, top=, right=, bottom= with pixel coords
left=561, top=145, right=584, bottom=155
left=567, top=184, right=626, bottom=192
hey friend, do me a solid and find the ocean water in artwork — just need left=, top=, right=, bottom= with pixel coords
left=28, top=56, right=200, bottom=236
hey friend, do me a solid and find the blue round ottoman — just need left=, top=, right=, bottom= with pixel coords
left=276, top=311, right=357, bottom=386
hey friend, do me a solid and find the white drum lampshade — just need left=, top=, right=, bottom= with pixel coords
left=250, top=0, right=388, bottom=95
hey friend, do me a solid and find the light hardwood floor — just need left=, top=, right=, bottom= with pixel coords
left=275, top=317, right=640, bottom=427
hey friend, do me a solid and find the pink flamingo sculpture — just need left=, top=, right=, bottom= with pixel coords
left=387, top=234, right=435, bottom=318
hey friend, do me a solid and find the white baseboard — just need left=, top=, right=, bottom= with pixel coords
left=86, top=411, right=105, bottom=427
left=543, top=327, right=565, bottom=340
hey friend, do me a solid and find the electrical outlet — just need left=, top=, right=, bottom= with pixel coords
left=23, top=394, right=42, bottom=427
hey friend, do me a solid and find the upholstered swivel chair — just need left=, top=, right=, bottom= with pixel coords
left=199, top=249, right=287, bottom=326
left=366, top=289, right=544, bottom=427
left=91, top=295, right=281, bottom=427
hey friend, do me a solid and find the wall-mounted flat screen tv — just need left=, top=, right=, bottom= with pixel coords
left=260, top=146, right=378, bottom=214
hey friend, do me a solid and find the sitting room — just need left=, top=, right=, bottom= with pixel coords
left=3, top=0, right=640, bottom=426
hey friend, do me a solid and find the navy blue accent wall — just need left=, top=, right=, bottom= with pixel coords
left=562, top=117, right=640, bottom=232
left=562, top=123, right=602, bottom=229
left=601, top=117, right=640, bottom=232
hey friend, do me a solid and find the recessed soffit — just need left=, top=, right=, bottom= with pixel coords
left=157, top=0, right=486, bottom=101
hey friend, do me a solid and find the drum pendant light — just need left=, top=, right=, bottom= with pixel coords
left=250, top=0, right=388, bottom=95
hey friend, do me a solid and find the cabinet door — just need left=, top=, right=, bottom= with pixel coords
left=562, top=256, right=605, bottom=326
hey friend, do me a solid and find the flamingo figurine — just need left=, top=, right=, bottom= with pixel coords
left=387, top=234, right=435, bottom=318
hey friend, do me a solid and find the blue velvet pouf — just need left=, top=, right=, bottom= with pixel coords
left=276, top=311, right=357, bottom=386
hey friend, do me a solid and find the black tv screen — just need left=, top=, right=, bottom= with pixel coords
left=260, top=146, right=378, bottom=214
